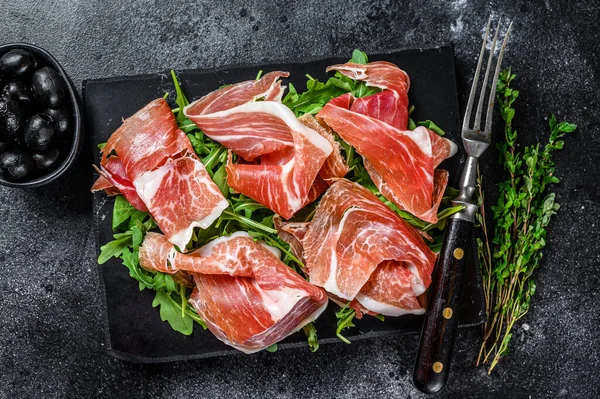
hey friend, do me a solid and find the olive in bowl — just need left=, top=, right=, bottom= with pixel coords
left=0, top=49, right=37, bottom=77
left=24, top=114, right=55, bottom=152
left=0, top=150, right=34, bottom=180
left=31, top=66, right=67, bottom=109
left=2, top=81, right=33, bottom=107
left=0, top=43, right=82, bottom=188
left=0, top=97, right=24, bottom=142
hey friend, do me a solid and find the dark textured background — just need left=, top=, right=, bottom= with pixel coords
left=1, top=0, right=598, bottom=398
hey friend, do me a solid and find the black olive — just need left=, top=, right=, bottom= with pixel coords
left=31, top=67, right=67, bottom=109
left=0, top=149, right=34, bottom=181
left=32, top=148, right=60, bottom=170
left=0, top=49, right=38, bottom=77
left=0, top=98, right=24, bottom=142
left=43, top=107, right=72, bottom=140
left=2, top=81, right=33, bottom=107
left=24, top=113, right=55, bottom=151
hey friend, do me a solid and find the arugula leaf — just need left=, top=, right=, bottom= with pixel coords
left=153, top=290, right=194, bottom=335
left=98, top=236, right=131, bottom=264
left=373, top=314, right=385, bottom=322
left=131, top=224, right=143, bottom=248
left=417, top=119, right=446, bottom=136
left=335, top=307, right=356, bottom=344
left=212, top=163, right=228, bottom=196
left=112, top=195, right=140, bottom=230
left=187, top=133, right=206, bottom=156
left=283, top=77, right=347, bottom=117
left=351, top=49, right=368, bottom=64
left=266, top=344, right=278, bottom=352
left=97, top=142, right=106, bottom=150
left=351, top=80, right=380, bottom=98
left=121, top=247, right=153, bottom=290
left=170, top=69, right=190, bottom=124
left=303, top=322, right=319, bottom=352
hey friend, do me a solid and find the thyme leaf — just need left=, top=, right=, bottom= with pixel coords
left=476, top=69, right=576, bottom=373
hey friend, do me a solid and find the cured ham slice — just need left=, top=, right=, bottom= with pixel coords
left=302, top=179, right=436, bottom=316
left=298, top=114, right=349, bottom=181
left=184, top=73, right=334, bottom=219
left=93, top=98, right=228, bottom=249
left=327, top=61, right=411, bottom=97
left=138, top=233, right=193, bottom=287
left=91, top=170, right=122, bottom=197
left=327, top=61, right=410, bottom=129
left=317, top=61, right=456, bottom=223
left=184, top=71, right=294, bottom=162
left=318, top=106, right=441, bottom=222
left=92, top=156, right=148, bottom=212
left=273, top=215, right=309, bottom=264
left=134, top=156, right=229, bottom=250
left=184, top=71, right=290, bottom=117
left=348, top=91, right=408, bottom=132
left=100, top=99, right=191, bottom=181
left=139, top=231, right=328, bottom=353
left=429, top=131, right=456, bottom=168
left=353, top=260, right=424, bottom=316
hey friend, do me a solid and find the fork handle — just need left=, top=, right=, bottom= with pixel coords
left=413, top=216, right=474, bottom=394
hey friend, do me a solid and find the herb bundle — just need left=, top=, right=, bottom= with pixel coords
left=476, top=69, right=576, bottom=372
left=97, top=50, right=462, bottom=350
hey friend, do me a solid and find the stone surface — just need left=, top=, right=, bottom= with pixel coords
left=1, top=0, right=599, bottom=398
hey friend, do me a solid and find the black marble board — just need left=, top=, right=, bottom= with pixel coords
left=83, top=46, right=486, bottom=363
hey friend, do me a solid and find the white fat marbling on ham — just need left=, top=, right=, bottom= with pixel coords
left=254, top=284, right=309, bottom=322
left=354, top=293, right=426, bottom=317
left=134, top=156, right=229, bottom=250
left=134, top=163, right=171, bottom=205
left=191, top=101, right=333, bottom=156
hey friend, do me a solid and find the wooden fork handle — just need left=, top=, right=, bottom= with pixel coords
left=413, top=217, right=473, bottom=394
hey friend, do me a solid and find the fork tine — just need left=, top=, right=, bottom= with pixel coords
left=462, top=16, right=491, bottom=131
left=473, top=19, right=501, bottom=132
left=484, top=21, right=513, bottom=135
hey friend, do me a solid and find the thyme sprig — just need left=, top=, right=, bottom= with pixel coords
left=476, top=69, right=576, bottom=373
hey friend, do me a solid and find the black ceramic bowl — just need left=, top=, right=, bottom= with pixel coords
left=0, top=43, right=82, bottom=188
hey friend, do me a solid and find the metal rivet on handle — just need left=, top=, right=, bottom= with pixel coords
left=443, top=307, right=453, bottom=319
left=453, top=248, right=464, bottom=260
left=432, top=362, right=443, bottom=373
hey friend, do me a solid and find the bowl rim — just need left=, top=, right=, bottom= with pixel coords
left=0, top=42, right=83, bottom=188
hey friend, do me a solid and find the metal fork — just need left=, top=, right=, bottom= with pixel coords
left=413, top=17, right=512, bottom=394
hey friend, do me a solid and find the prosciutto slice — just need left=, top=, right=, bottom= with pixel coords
left=327, top=61, right=411, bottom=129
left=134, top=156, right=228, bottom=249
left=302, top=178, right=436, bottom=316
left=298, top=114, right=349, bottom=182
left=139, top=231, right=328, bottom=353
left=317, top=61, right=456, bottom=223
left=92, top=156, right=148, bottom=212
left=184, top=72, right=334, bottom=219
left=92, top=99, right=228, bottom=249
left=353, top=260, right=424, bottom=316
left=138, top=234, right=193, bottom=286
left=327, top=61, right=411, bottom=98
